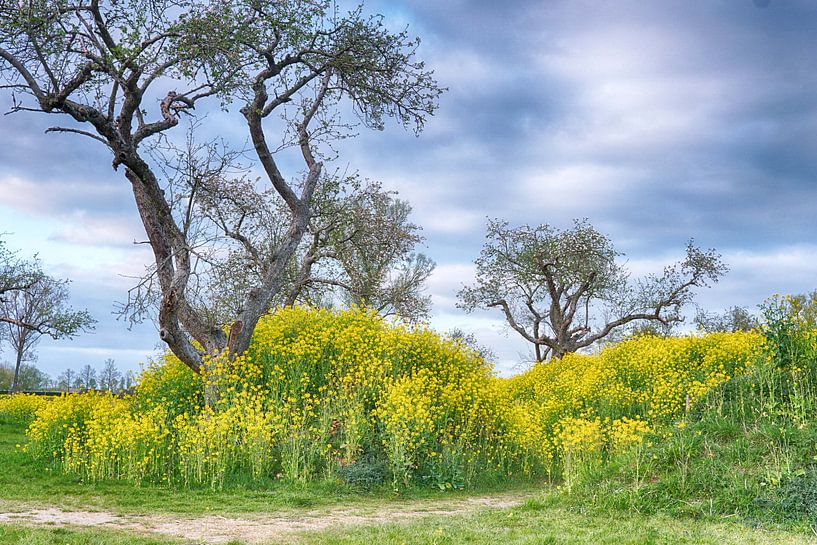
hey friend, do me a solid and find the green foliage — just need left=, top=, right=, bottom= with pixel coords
left=0, top=363, right=50, bottom=391
left=335, top=454, right=389, bottom=490
left=760, top=293, right=817, bottom=371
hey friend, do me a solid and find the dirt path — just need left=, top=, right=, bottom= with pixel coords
left=0, top=494, right=528, bottom=544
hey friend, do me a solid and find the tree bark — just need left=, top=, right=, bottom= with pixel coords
left=10, top=332, right=25, bottom=393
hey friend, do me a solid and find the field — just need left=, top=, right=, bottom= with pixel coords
left=1, top=301, right=817, bottom=544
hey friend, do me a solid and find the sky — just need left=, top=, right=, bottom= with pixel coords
left=2, top=0, right=817, bottom=378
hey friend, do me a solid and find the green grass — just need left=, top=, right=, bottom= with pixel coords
left=559, top=356, right=817, bottom=532
left=295, top=500, right=812, bottom=545
left=0, top=525, right=178, bottom=545
left=0, top=500, right=811, bottom=545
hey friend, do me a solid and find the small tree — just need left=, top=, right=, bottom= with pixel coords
left=1, top=262, right=94, bottom=392
left=0, top=237, right=42, bottom=330
left=76, top=364, right=97, bottom=391
left=0, top=238, right=35, bottom=297
left=98, top=358, right=121, bottom=392
left=0, top=362, right=49, bottom=390
left=185, top=176, right=435, bottom=323
left=284, top=179, right=434, bottom=321
left=57, top=368, right=76, bottom=392
left=695, top=306, right=758, bottom=333
left=458, top=219, right=727, bottom=362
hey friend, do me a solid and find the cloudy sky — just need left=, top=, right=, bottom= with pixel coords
left=2, top=0, right=816, bottom=377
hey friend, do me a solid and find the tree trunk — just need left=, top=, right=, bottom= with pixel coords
left=11, top=341, right=24, bottom=393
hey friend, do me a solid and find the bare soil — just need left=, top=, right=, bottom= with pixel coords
left=0, top=494, right=527, bottom=544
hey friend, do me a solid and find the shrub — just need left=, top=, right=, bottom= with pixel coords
left=504, top=331, right=763, bottom=480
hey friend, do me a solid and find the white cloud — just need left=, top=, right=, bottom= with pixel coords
left=49, top=213, right=145, bottom=248
left=0, top=175, right=125, bottom=216
left=426, top=262, right=475, bottom=311
left=513, top=163, right=646, bottom=214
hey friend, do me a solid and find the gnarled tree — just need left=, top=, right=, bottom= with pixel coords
left=458, top=219, right=727, bottom=362
left=0, top=1, right=441, bottom=388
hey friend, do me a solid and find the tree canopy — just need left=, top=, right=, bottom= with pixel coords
left=458, top=219, right=728, bottom=361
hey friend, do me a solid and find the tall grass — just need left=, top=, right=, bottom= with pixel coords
left=564, top=294, right=817, bottom=527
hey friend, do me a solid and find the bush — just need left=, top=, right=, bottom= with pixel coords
left=336, top=454, right=389, bottom=490
left=504, top=331, right=763, bottom=481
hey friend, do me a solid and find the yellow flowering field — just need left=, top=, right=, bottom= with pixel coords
left=503, top=331, right=763, bottom=483
left=20, top=307, right=764, bottom=490
left=0, top=394, right=52, bottom=424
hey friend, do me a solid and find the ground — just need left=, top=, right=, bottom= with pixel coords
left=0, top=420, right=814, bottom=545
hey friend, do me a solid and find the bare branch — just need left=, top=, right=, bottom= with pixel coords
left=45, top=126, right=109, bottom=145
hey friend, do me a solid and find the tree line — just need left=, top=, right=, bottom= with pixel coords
left=0, top=358, right=136, bottom=393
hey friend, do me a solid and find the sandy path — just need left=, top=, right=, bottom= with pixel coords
left=0, top=494, right=527, bottom=544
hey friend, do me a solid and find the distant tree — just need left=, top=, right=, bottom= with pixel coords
left=57, top=368, right=76, bottom=392
left=1, top=262, right=95, bottom=392
left=76, top=365, right=97, bottom=391
left=0, top=365, right=9, bottom=390
left=0, top=365, right=48, bottom=391
left=0, top=1, right=442, bottom=397
left=447, top=328, right=496, bottom=363
left=121, top=370, right=138, bottom=392
left=98, top=359, right=122, bottom=392
left=695, top=306, right=759, bottom=333
left=458, top=219, right=728, bottom=362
